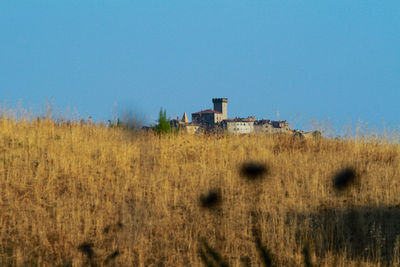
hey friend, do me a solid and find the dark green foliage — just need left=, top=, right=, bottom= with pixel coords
left=112, top=117, right=138, bottom=130
left=155, top=108, right=171, bottom=135
left=312, top=130, right=322, bottom=140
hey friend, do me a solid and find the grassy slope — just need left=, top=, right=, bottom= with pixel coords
left=0, top=118, right=399, bottom=266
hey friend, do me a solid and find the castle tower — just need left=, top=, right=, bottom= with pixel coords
left=212, top=98, right=228, bottom=120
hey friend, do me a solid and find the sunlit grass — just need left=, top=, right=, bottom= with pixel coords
left=0, top=117, right=398, bottom=266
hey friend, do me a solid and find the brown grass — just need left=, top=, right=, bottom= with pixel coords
left=0, top=118, right=399, bottom=266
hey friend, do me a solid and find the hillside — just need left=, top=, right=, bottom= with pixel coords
left=0, top=118, right=399, bottom=266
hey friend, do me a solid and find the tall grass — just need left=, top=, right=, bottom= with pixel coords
left=0, top=117, right=398, bottom=266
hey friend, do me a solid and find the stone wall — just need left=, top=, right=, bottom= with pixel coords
left=226, top=121, right=254, bottom=134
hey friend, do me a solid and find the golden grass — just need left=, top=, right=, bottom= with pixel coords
left=0, top=118, right=399, bottom=266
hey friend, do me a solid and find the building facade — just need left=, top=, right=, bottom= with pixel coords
left=191, top=98, right=228, bottom=128
left=221, top=117, right=256, bottom=134
left=212, top=98, right=228, bottom=120
left=254, top=119, right=290, bottom=134
left=169, top=97, right=296, bottom=135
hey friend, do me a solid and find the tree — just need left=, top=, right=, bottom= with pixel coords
left=312, top=130, right=322, bottom=140
left=155, top=108, right=171, bottom=134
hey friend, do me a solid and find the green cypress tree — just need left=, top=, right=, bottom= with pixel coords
left=156, top=108, right=171, bottom=134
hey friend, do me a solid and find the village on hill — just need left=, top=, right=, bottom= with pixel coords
left=169, top=98, right=313, bottom=137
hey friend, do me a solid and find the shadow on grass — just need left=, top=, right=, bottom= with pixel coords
left=291, top=205, right=400, bottom=263
left=252, top=226, right=275, bottom=267
left=198, top=238, right=229, bottom=267
left=200, top=189, right=222, bottom=210
left=198, top=163, right=400, bottom=265
left=239, top=162, right=269, bottom=181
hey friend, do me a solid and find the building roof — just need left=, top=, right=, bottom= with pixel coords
left=226, top=116, right=256, bottom=122
left=192, top=109, right=221, bottom=115
left=255, top=119, right=288, bottom=124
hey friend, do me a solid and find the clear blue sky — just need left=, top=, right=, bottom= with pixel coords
left=1, top=1, right=399, bottom=134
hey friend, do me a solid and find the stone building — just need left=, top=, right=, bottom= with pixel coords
left=170, top=112, right=202, bottom=134
left=254, top=119, right=290, bottom=134
left=222, top=117, right=256, bottom=134
left=168, top=97, right=296, bottom=135
left=191, top=98, right=228, bottom=128
left=212, top=98, right=228, bottom=120
left=221, top=117, right=291, bottom=134
left=170, top=112, right=189, bottom=128
left=185, top=124, right=201, bottom=134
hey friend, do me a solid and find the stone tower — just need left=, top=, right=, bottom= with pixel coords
left=212, top=98, right=228, bottom=120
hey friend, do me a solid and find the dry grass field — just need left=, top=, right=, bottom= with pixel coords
left=0, top=117, right=399, bottom=266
